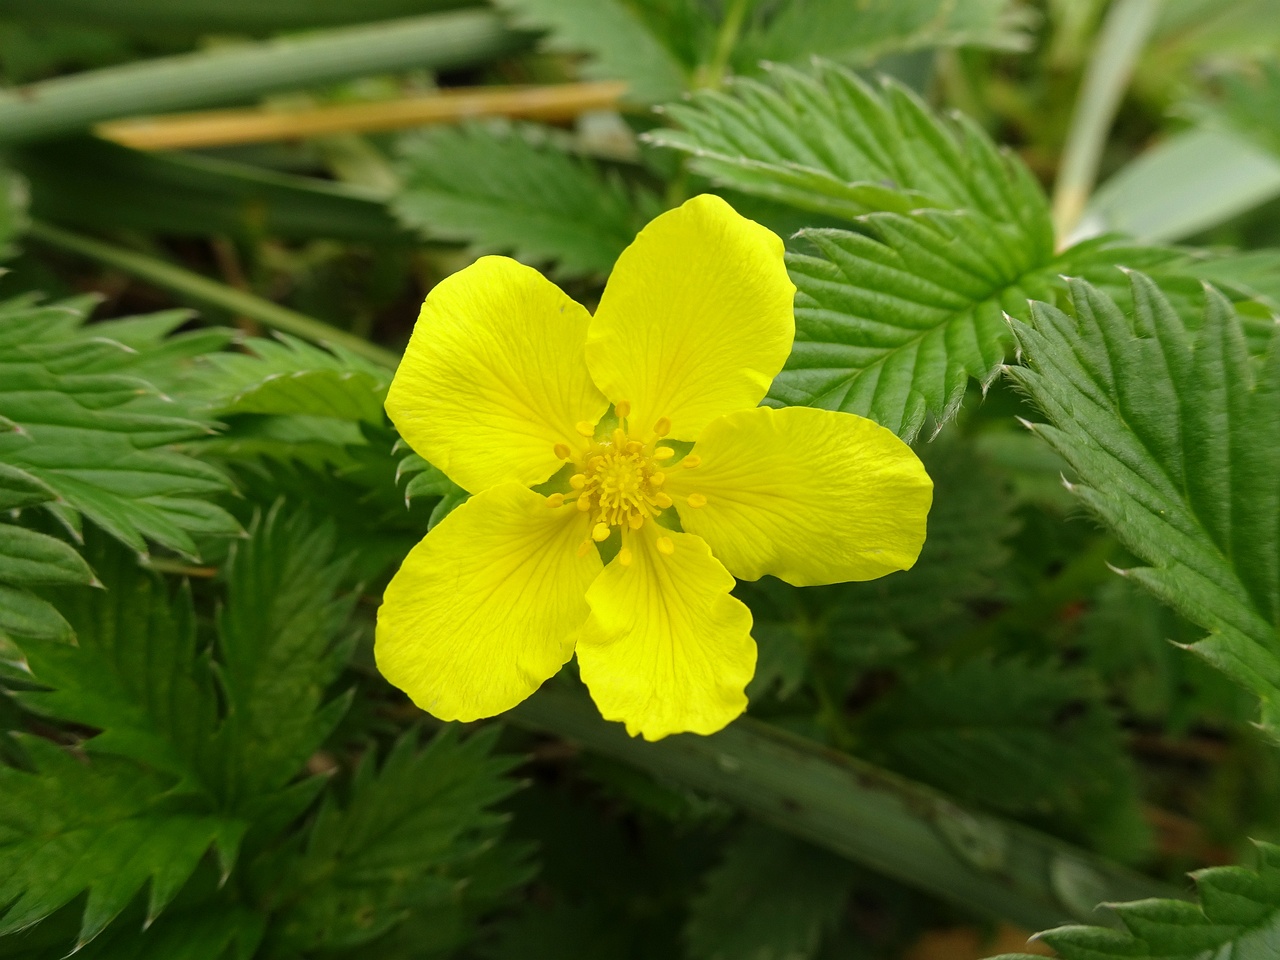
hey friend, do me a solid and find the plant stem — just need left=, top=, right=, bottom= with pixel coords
left=1051, top=0, right=1161, bottom=245
left=97, top=81, right=629, bottom=152
left=26, top=220, right=400, bottom=369
left=695, top=0, right=752, bottom=90
left=0, top=11, right=520, bottom=145
left=510, top=684, right=1180, bottom=929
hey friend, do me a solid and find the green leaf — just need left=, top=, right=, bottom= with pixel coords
left=990, top=842, right=1280, bottom=960
left=15, top=137, right=408, bottom=245
left=393, top=122, right=662, bottom=279
left=16, top=535, right=220, bottom=788
left=492, top=0, right=688, bottom=103
left=0, top=0, right=472, bottom=34
left=773, top=210, right=1046, bottom=439
left=266, top=726, right=529, bottom=952
left=0, top=296, right=239, bottom=559
left=855, top=658, right=1148, bottom=858
left=0, top=736, right=244, bottom=945
left=734, top=0, right=1031, bottom=71
left=0, top=584, right=70, bottom=643
left=648, top=61, right=1052, bottom=239
left=212, top=505, right=356, bottom=814
left=1080, top=127, right=1280, bottom=244
left=0, top=524, right=95, bottom=587
left=685, top=824, right=854, bottom=960
left=1007, top=272, right=1280, bottom=736
left=186, top=334, right=392, bottom=423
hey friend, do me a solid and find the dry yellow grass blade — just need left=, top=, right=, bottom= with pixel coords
left=95, top=80, right=629, bottom=151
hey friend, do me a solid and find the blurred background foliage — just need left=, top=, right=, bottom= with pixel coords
left=1, top=1, right=1279, bottom=958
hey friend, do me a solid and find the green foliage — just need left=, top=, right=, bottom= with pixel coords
left=1, top=502, right=525, bottom=952
left=492, top=0, right=690, bottom=103
left=394, top=123, right=662, bottom=278
left=15, top=137, right=407, bottom=244
left=992, top=842, right=1280, bottom=960
left=650, top=61, right=1051, bottom=235
left=734, top=0, right=1031, bottom=70
left=264, top=727, right=531, bottom=953
left=1009, top=274, right=1280, bottom=736
left=0, top=737, right=244, bottom=944
left=856, top=658, right=1148, bottom=858
left=211, top=505, right=356, bottom=815
left=685, top=824, right=854, bottom=960
left=0, top=298, right=237, bottom=644
left=0, top=0, right=473, bottom=33
left=185, top=333, right=392, bottom=423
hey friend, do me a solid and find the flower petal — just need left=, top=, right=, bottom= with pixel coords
left=666, top=406, right=932, bottom=586
left=576, top=524, right=755, bottom=741
left=376, top=482, right=600, bottom=722
left=386, top=256, right=608, bottom=493
left=584, top=194, right=795, bottom=440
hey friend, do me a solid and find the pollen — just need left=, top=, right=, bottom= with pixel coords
left=560, top=418, right=677, bottom=541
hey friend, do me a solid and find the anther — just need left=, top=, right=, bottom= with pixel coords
left=656, top=536, right=675, bottom=555
left=681, top=455, right=701, bottom=469
left=626, top=441, right=644, bottom=454
left=545, top=493, right=566, bottom=508
left=553, top=442, right=572, bottom=460
left=628, top=514, right=645, bottom=530
left=570, top=474, right=586, bottom=489
left=592, top=522, right=611, bottom=542
left=650, top=472, right=666, bottom=487
left=619, top=547, right=633, bottom=567
left=577, top=497, right=592, bottom=512
left=575, top=421, right=596, bottom=437
left=654, top=446, right=675, bottom=460
left=654, top=492, right=673, bottom=509
left=577, top=539, right=592, bottom=558
left=686, top=493, right=707, bottom=508
left=615, top=400, right=631, bottom=419
left=653, top=417, right=671, bottom=437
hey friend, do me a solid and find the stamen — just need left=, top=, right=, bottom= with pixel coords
left=553, top=442, right=572, bottom=460
left=592, top=522, right=611, bottom=542
left=686, top=493, right=707, bottom=508
left=577, top=539, right=592, bottom=557
left=649, top=472, right=665, bottom=487
left=615, top=400, right=631, bottom=419
left=656, top=536, right=675, bottom=556
left=628, top=514, right=645, bottom=530
left=570, top=474, right=586, bottom=489
left=681, top=455, right=701, bottom=469
left=653, top=417, right=671, bottom=437
left=545, top=493, right=566, bottom=508
left=577, top=497, right=592, bottom=512
left=654, top=492, right=673, bottom=509
left=618, top=547, right=633, bottom=567
left=576, top=421, right=596, bottom=437
left=654, top=446, right=675, bottom=460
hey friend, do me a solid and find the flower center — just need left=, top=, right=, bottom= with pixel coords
left=546, top=403, right=707, bottom=564
left=578, top=427, right=673, bottom=533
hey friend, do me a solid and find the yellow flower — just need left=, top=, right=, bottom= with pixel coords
left=376, top=195, right=932, bottom=741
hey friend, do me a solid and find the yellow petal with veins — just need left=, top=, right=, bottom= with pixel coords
left=576, top=524, right=755, bottom=741
left=666, top=406, right=932, bottom=586
left=376, top=483, right=599, bottom=722
left=386, top=256, right=608, bottom=494
left=584, top=195, right=795, bottom=441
